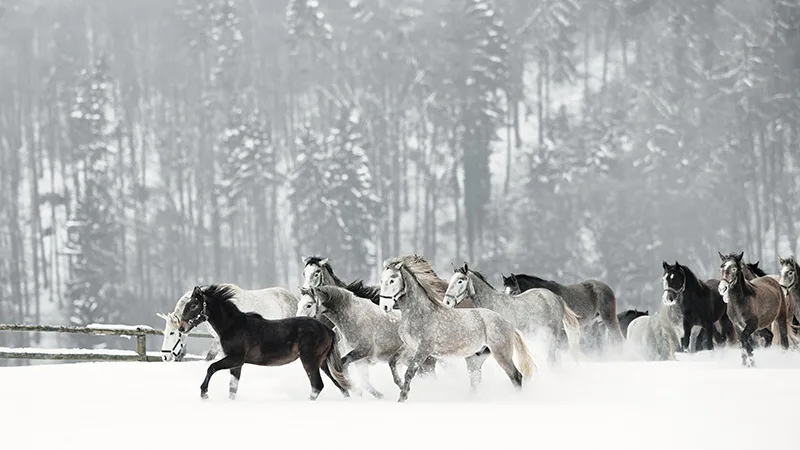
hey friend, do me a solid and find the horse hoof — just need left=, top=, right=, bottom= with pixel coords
left=229, top=393, right=236, bottom=400
left=309, top=391, right=320, bottom=401
left=200, top=392, right=209, bottom=400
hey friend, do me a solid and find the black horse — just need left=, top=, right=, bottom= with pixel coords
left=179, top=284, right=352, bottom=401
left=662, top=261, right=733, bottom=352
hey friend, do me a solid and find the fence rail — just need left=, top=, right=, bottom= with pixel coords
left=0, top=323, right=214, bottom=363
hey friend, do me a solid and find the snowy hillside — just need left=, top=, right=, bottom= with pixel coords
left=3, top=345, right=798, bottom=450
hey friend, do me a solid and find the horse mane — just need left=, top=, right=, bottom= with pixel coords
left=384, top=255, right=448, bottom=306
left=673, top=263, right=705, bottom=291
left=746, top=262, right=767, bottom=278
left=202, top=284, right=242, bottom=304
left=455, top=265, right=495, bottom=290
left=782, top=256, right=798, bottom=270
left=304, top=255, right=347, bottom=287
left=511, top=273, right=561, bottom=291
left=345, top=279, right=380, bottom=303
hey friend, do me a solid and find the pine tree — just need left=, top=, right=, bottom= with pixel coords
left=64, top=56, right=127, bottom=335
left=323, top=109, right=380, bottom=280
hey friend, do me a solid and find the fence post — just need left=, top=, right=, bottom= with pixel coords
left=136, top=334, right=147, bottom=361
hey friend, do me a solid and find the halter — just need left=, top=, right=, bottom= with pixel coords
left=161, top=333, right=185, bottom=360
left=184, top=300, right=208, bottom=332
left=380, top=289, right=406, bottom=305
left=443, top=292, right=462, bottom=305
left=663, top=268, right=686, bottom=298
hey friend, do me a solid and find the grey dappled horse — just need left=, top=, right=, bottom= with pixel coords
left=379, top=255, right=536, bottom=402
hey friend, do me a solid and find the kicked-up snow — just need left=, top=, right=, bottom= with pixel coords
left=1, top=344, right=798, bottom=450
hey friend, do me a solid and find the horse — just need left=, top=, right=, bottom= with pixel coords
left=297, top=285, right=408, bottom=399
left=582, top=309, right=648, bottom=354
left=446, top=263, right=582, bottom=365
left=178, top=284, right=352, bottom=401
left=379, top=255, right=537, bottom=402
left=158, top=284, right=299, bottom=362
left=718, top=252, right=791, bottom=367
left=301, top=256, right=381, bottom=304
left=661, top=261, right=729, bottom=352
left=625, top=298, right=684, bottom=361
left=776, top=256, right=800, bottom=339
left=501, top=273, right=625, bottom=346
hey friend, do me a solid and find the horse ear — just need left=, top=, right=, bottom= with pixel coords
left=192, top=286, right=202, bottom=297
left=463, top=262, right=469, bottom=272
left=674, top=261, right=679, bottom=268
left=753, top=260, right=760, bottom=267
left=156, top=312, right=168, bottom=321
left=662, top=261, right=669, bottom=270
left=718, top=252, right=725, bottom=261
left=778, top=256, right=786, bottom=265
left=735, top=252, right=744, bottom=262
left=320, top=258, right=329, bottom=265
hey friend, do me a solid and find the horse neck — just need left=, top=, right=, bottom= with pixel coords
left=469, top=273, right=501, bottom=307
left=728, top=270, right=754, bottom=304
left=321, top=267, right=346, bottom=288
left=523, top=277, right=565, bottom=296
left=206, top=299, right=244, bottom=337
left=401, top=269, right=437, bottom=317
left=322, top=291, right=360, bottom=328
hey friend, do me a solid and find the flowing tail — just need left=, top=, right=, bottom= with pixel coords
left=562, top=303, right=582, bottom=362
left=512, top=330, right=537, bottom=379
left=326, top=333, right=353, bottom=390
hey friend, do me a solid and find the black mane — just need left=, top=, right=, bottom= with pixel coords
left=746, top=262, right=767, bottom=278
left=201, top=284, right=240, bottom=304
left=345, top=279, right=381, bottom=303
left=511, top=273, right=563, bottom=292
left=456, top=265, right=495, bottom=290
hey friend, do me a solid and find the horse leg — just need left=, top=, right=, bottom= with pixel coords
left=739, top=320, right=757, bottom=368
left=319, top=359, right=350, bottom=398
left=465, top=348, right=491, bottom=391
left=388, top=347, right=410, bottom=389
left=199, top=355, right=244, bottom=400
left=680, top=319, right=693, bottom=353
left=355, top=363, right=383, bottom=399
left=398, top=348, right=432, bottom=403
left=600, top=294, right=625, bottom=345
left=492, top=347, right=524, bottom=389
left=704, top=320, right=715, bottom=351
left=300, top=353, right=326, bottom=401
left=719, top=314, right=736, bottom=347
left=229, top=367, right=242, bottom=400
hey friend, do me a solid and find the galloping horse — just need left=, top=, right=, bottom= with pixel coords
left=718, top=252, right=790, bottom=367
left=379, top=255, right=536, bottom=402
left=502, top=273, right=624, bottom=346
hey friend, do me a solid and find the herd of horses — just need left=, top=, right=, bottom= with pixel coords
left=158, top=252, right=800, bottom=402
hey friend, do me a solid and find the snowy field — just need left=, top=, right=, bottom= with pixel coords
left=2, top=345, right=799, bottom=450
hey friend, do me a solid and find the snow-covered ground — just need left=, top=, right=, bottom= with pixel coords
left=2, top=343, right=798, bottom=450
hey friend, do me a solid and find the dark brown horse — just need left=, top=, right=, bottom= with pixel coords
left=718, top=252, right=791, bottom=367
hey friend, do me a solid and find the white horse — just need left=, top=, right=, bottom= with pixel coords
left=625, top=299, right=684, bottom=361
left=158, top=283, right=299, bottom=361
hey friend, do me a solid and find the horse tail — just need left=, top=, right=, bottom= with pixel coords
left=512, top=330, right=537, bottom=380
left=325, top=331, right=353, bottom=390
left=561, top=303, right=582, bottom=362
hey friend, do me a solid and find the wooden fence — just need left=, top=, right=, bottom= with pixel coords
left=0, top=323, right=214, bottom=362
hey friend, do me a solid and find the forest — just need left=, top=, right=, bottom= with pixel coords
left=0, top=0, right=798, bottom=353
